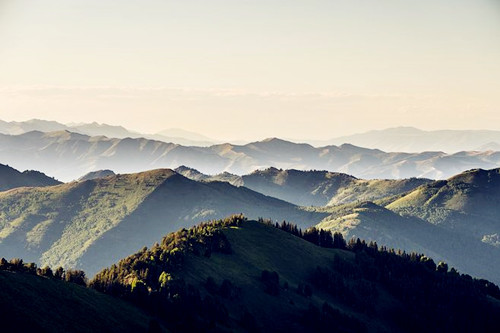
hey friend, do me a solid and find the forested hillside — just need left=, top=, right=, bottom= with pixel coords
left=89, top=216, right=500, bottom=332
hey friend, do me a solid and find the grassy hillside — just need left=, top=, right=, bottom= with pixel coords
left=386, top=168, right=500, bottom=238
left=0, top=163, right=60, bottom=191
left=327, top=177, right=431, bottom=205
left=0, top=270, right=158, bottom=333
left=0, top=169, right=325, bottom=276
left=241, top=168, right=357, bottom=206
left=90, top=216, right=500, bottom=332
left=318, top=201, right=500, bottom=284
left=176, top=166, right=432, bottom=207
left=316, top=168, right=500, bottom=284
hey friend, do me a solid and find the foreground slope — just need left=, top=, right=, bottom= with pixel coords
left=317, top=168, right=500, bottom=284
left=90, top=216, right=500, bottom=333
left=0, top=169, right=324, bottom=275
left=0, top=270, right=155, bottom=332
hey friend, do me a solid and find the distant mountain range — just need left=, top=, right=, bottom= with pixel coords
left=0, top=119, right=217, bottom=146
left=5, top=119, right=500, bottom=153
left=2, top=130, right=500, bottom=181
left=0, top=169, right=323, bottom=276
left=323, top=127, right=500, bottom=153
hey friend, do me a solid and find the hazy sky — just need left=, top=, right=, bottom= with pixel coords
left=1, top=0, right=499, bottom=140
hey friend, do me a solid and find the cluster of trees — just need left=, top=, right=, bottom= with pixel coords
left=0, top=257, right=87, bottom=286
left=90, top=215, right=246, bottom=332
left=259, top=219, right=347, bottom=249
left=91, top=215, right=244, bottom=295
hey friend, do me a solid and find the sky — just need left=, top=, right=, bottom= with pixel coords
left=0, top=0, right=499, bottom=141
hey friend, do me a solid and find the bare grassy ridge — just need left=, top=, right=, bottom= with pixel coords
left=317, top=168, right=500, bottom=284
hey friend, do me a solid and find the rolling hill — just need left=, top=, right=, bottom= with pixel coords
left=316, top=168, right=500, bottom=284
left=0, top=169, right=325, bottom=276
left=89, top=216, right=500, bottom=332
left=2, top=130, right=500, bottom=181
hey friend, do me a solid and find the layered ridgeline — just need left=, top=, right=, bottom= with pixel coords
left=176, top=166, right=431, bottom=206
left=0, top=169, right=324, bottom=276
left=4, top=119, right=500, bottom=153
left=325, top=126, right=500, bottom=153
left=0, top=163, right=60, bottom=191
left=318, top=168, right=500, bottom=284
left=2, top=130, right=500, bottom=181
left=0, top=118, right=216, bottom=146
left=89, top=216, right=500, bottom=332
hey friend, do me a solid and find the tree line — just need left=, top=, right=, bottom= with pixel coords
left=0, top=257, right=87, bottom=286
left=260, top=218, right=500, bottom=332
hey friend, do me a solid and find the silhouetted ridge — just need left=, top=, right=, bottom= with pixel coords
left=0, top=163, right=60, bottom=191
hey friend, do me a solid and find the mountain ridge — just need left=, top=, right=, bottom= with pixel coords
left=0, top=119, right=217, bottom=146
left=0, top=168, right=325, bottom=276
left=325, top=127, right=500, bottom=153
left=0, top=163, right=61, bottom=191
left=2, top=129, right=500, bottom=181
left=317, top=167, right=500, bottom=284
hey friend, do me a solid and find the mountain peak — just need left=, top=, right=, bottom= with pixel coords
left=78, top=169, right=116, bottom=181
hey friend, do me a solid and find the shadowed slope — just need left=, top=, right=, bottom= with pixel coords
left=90, top=217, right=500, bottom=333
left=0, top=271, right=157, bottom=333
left=0, top=163, right=60, bottom=191
left=79, top=174, right=325, bottom=275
